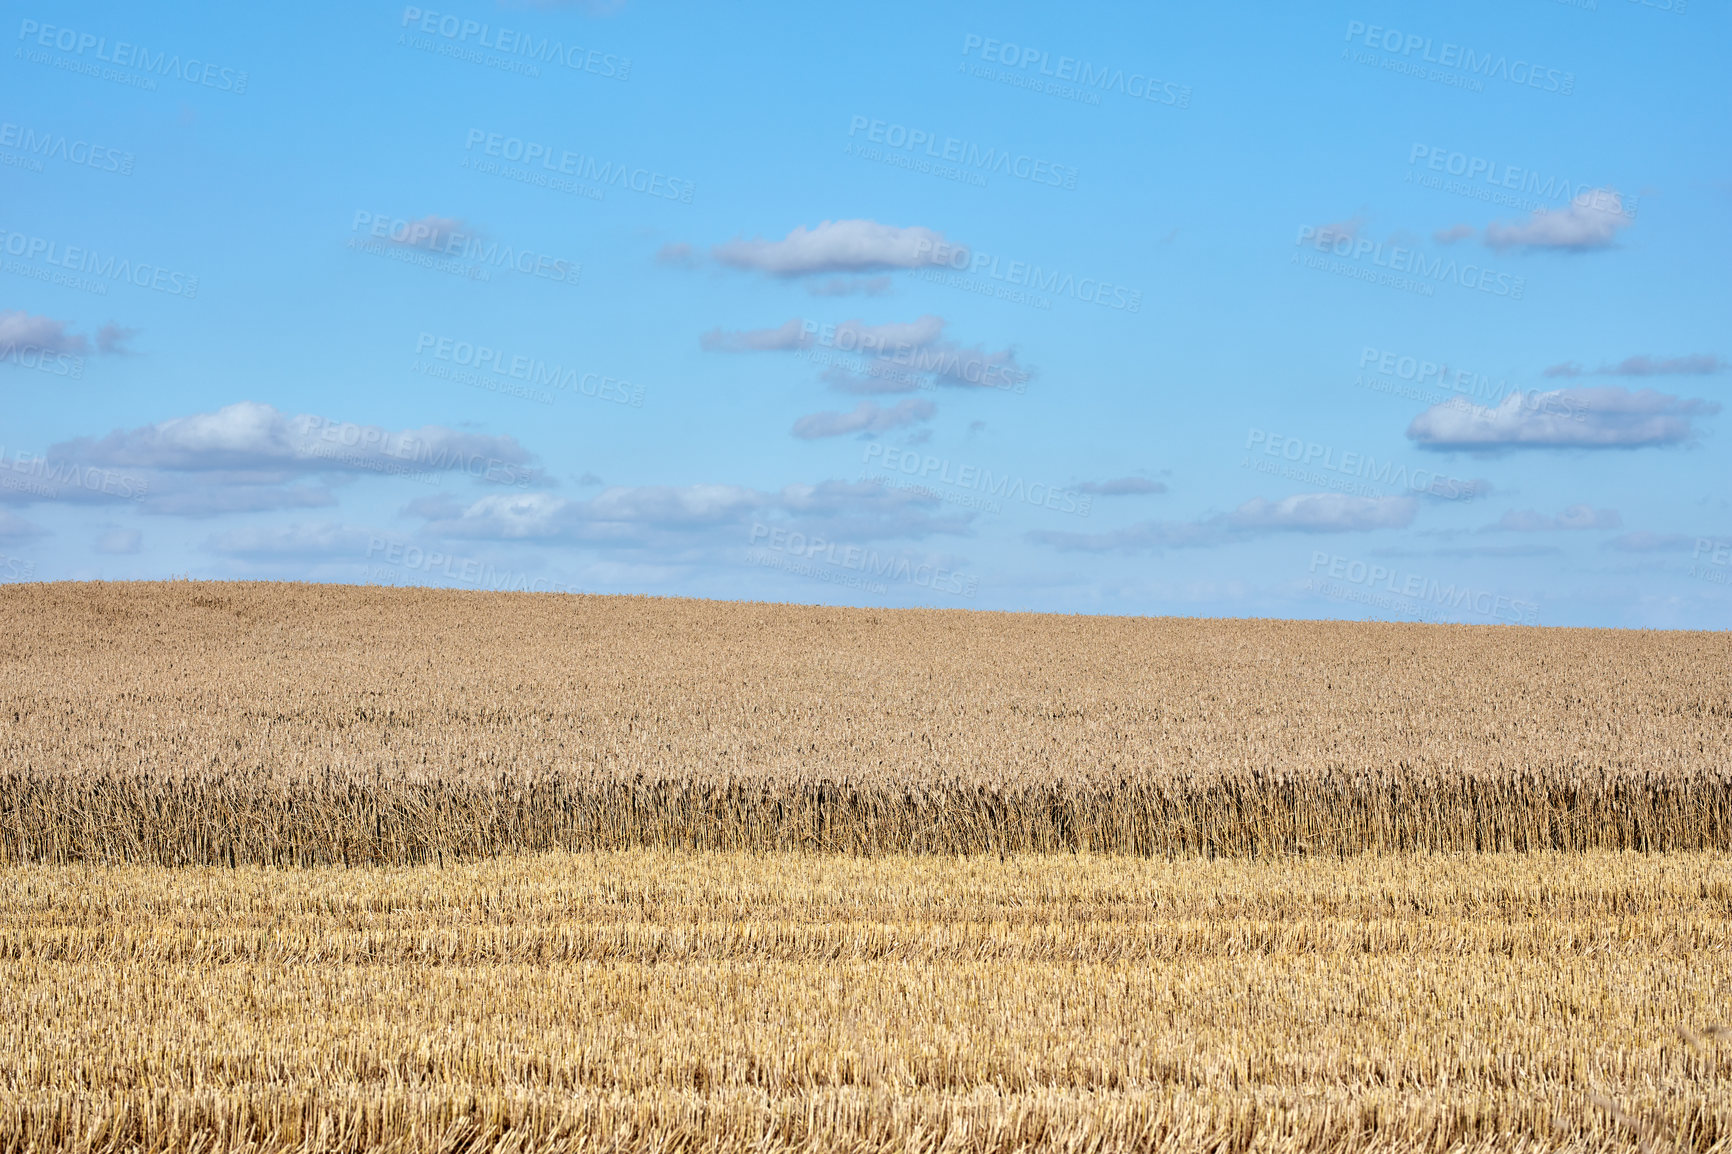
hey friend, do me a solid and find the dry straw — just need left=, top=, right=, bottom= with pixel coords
left=0, top=850, right=1727, bottom=1153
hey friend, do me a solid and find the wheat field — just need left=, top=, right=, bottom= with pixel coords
left=3, top=850, right=1729, bottom=1153
left=0, top=581, right=1728, bottom=1152
left=1, top=581, right=1729, bottom=863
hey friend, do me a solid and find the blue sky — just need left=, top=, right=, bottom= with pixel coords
left=3, top=0, right=1727, bottom=627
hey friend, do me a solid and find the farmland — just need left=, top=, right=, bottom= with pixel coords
left=0, top=581, right=1727, bottom=1152
left=1, top=581, right=1729, bottom=864
left=3, top=850, right=1729, bottom=1153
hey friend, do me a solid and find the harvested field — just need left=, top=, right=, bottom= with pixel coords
left=0, top=581, right=1729, bottom=863
left=2, top=850, right=1729, bottom=1154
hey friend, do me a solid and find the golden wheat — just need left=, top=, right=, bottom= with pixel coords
left=0, top=581, right=1728, bottom=863
left=1, top=582, right=1728, bottom=1151
left=2, top=850, right=1728, bottom=1153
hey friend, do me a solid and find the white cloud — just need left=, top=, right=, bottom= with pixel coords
left=584, top=484, right=766, bottom=527
left=55, top=401, right=536, bottom=478
left=712, top=219, right=957, bottom=276
left=27, top=403, right=540, bottom=520
left=415, top=478, right=971, bottom=547
left=1075, top=477, right=1167, bottom=496
left=74, top=402, right=295, bottom=468
left=654, top=242, right=698, bottom=267
left=1380, top=544, right=1560, bottom=559
left=1407, top=388, right=1719, bottom=450
left=388, top=215, right=469, bottom=252
left=1029, top=520, right=1226, bottom=553
left=791, top=399, right=935, bottom=440
left=0, top=453, right=155, bottom=510
left=1030, top=493, right=1414, bottom=554
left=837, top=316, right=947, bottom=351
left=1228, top=493, right=1416, bottom=532
left=703, top=315, right=946, bottom=356
left=0, top=310, right=129, bottom=358
left=96, top=323, right=138, bottom=355
left=1483, top=188, right=1633, bottom=251
left=424, top=487, right=745, bottom=542
left=703, top=313, right=1027, bottom=395
left=0, top=310, right=86, bottom=355
left=206, top=521, right=381, bottom=559
left=699, top=319, right=810, bottom=353
left=807, top=276, right=893, bottom=297
left=1545, top=354, right=1723, bottom=378
left=143, top=482, right=338, bottom=518
left=1605, top=531, right=1698, bottom=553
left=1494, top=505, right=1622, bottom=532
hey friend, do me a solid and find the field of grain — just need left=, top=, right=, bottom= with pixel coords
left=3, top=851, right=1729, bottom=1153
left=0, top=581, right=1728, bottom=1153
left=1, top=581, right=1729, bottom=863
